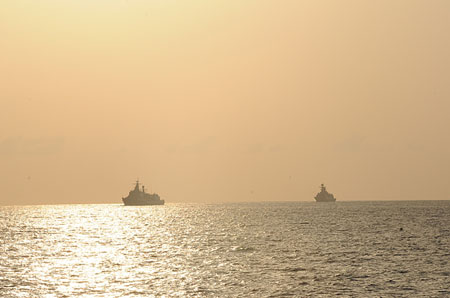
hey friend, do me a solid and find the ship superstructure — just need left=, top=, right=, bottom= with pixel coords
left=122, top=180, right=164, bottom=206
left=314, top=184, right=336, bottom=202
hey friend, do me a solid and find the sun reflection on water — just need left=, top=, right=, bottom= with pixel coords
left=1, top=202, right=450, bottom=297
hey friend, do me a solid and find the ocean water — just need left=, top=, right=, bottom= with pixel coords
left=1, top=201, right=449, bottom=297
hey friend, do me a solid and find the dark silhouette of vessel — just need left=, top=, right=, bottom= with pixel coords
left=314, top=184, right=336, bottom=202
left=122, top=180, right=164, bottom=206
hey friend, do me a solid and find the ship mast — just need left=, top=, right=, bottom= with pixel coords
left=134, top=179, right=140, bottom=191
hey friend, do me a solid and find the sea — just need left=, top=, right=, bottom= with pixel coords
left=1, top=201, right=449, bottom=297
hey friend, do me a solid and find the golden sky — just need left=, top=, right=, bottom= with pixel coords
left=1, top=0, right=449, bottom=204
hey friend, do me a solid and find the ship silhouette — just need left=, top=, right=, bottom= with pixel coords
left=122, top=180, right=164, bottom=206
left=314, top=184, right=336, bottom=202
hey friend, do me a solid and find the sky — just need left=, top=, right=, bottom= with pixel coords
left=1, top=0, right=449, bottom=205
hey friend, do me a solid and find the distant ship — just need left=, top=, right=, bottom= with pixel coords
left=122, top=180, right=165, bottom=206
left=314, top=184, right=336, bottom=202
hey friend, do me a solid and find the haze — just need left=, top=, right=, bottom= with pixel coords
left=1, top=1, right=449, bottom=205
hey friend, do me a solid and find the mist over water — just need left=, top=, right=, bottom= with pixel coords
left=2, top=1, right=450, bottom=206
left=1, top=201, right=449, bottom=297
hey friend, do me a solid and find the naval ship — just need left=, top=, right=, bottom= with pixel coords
left=314, top=184, right=336, bottom=202
left=122, top=180, right=165, bottom=206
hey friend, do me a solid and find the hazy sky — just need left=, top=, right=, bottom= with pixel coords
left=1, top=0, right=449, bottom=205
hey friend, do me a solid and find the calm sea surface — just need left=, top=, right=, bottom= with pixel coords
left=1, top=201, right=449, bottom=297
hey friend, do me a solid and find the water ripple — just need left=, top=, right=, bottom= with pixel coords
left=1, top=201, right=449, bottom=297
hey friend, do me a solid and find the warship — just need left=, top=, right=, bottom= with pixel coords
left=122, top=180, right=165, bottom=206
left=314, top=184, right=336, bottom=202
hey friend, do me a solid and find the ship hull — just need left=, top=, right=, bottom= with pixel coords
left=314, top=198, right=336, bottom=202
left=122, top=198, right=165, bottom=206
